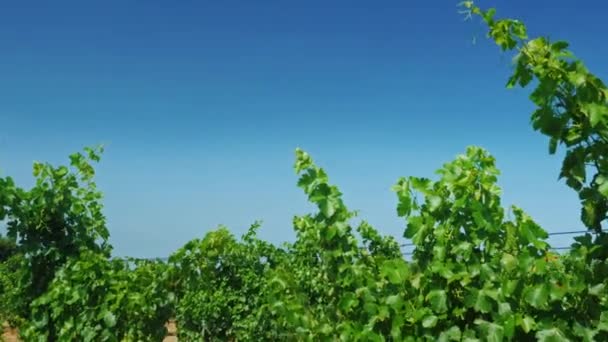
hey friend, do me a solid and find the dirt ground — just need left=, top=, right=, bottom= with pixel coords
left=2, top=320, right=179, bottom=341
left=164, top=320, right=178, bottom=342
left=1, top=322, right=18, bottom=342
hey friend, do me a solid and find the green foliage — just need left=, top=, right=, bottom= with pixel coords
left=167, top=223, right=285, bottom=340
left=0, top=234, right=17, bottom=262
left=392, top=146, right=608, bottom=340
left=461, top=1, right=608, bottom=232
left=1, top=146, right=110, bottom=305
left=263, top=149, right=404, bottom=340
left=0, top=253, right=27, bottom=327
left=0, top=147, right=171, bottom=341
left=21, top=252, right=172, bottom=341
left=1, top=145, right=607, bottom=341
left=0, top=235, right=25, bottom=326
left=0, top=3, right=607, bottom=341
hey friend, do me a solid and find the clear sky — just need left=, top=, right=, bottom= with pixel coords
left=1, top=0, right=606, bottom=258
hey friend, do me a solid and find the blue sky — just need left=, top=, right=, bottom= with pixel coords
left=1, top=0, right=606, bottom=258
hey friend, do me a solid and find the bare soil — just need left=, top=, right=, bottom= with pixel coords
left=1, top=322, right=19, bottom=342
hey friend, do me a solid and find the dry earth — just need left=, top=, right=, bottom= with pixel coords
left=1, top=322, right=18, bottom=342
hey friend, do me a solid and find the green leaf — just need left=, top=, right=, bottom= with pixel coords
left=465, top=289, right=492, bottom=313
left=422, top=315, right=438, bottom=328
left=549, top=281, right=568, bottom=301
left=55, top=166, right=69, bottom=178
left=531, top=107, right=563, bottom=137
left=294, top=148, right=313, bottom=173
left=500, top=253, right=517, bottom=272
left=535, top=328, right=569, bottom=342
left=551, top=41, right=569, bottom=52
left=426, top=290, right=448, bottom=313
left=381, top=259, right=410, bottom=285
left=582, top=199, right=601, bottom=230
left=498, top=302, right=512, bottom=316
left=502, top=314, right=516, bottom=339
left=511, top=21, right=527, bottom=40
left=83, top=327, right=97, bottom=342
left=474, top=319, right=504, bottom=342
left=396, top=196, right=412, bottom=217
left=581, top=102, right=608, bottom=127
left=404, top=218, right=422, bottom=239
left=377, top=305, right=390, bottom=321
left=568, top=70, right=587, bottom=86
left=33, top=161, right=44, bottom=177
left=524, top=284, right=549, bottom=309
left=339, top=292, right=359, bottom=312
left=391, top=315, right=404, bottom=340
left=596, top=175, right=608, bottom=197
left=482, top=8, right=496, bottom=22
left=410, top=177, right=431, bottom=192
left=428, top=195, right=442, bottom=211
left=326, top=225, right=338, bottom=240
left=518, top=215, right=549, bottom=249
left=501, top=279, right=518, bottom=297
left=588, top=283, right=605, bottom=297
left=573, top=322, right=597, bottom=342
left=319, top=196, right=339, bottom=218
left=520, top=315, right=536, bottom=333
left=438, top=326, right=462, bottom=342
left=385, top=295, right=403, bottom=309
left=530, top=79, right=558, bottom=107
left=599, top=311, right=608, bottom=331
left=549, top=138, right=558, bottom=154
left=102, top=311, right=116, bottom=328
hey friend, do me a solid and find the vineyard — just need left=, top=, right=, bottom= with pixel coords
left=1, top=2, right=608, bottom=341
